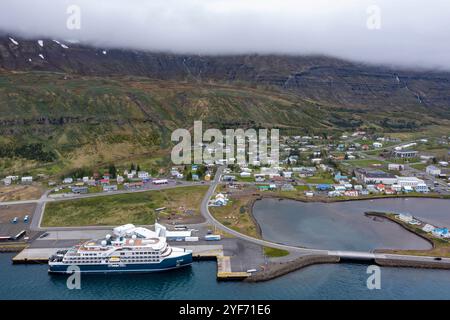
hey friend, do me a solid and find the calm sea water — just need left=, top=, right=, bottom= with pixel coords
left=2, top=253, right=450, bottom=300
left=2, top=198, right=450, bottom=300
left=253, top=198, right=450, bottom=251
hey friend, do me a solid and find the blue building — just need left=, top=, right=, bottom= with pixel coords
left=317, top=184, right=333, bottom=191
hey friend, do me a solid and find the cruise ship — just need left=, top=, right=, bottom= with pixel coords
left=48, top=223, right=193, bottom=274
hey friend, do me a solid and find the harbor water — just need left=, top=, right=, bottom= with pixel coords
left=2, top=253, right=450, bottom=299
left=2, top=198, right=450, bottom=300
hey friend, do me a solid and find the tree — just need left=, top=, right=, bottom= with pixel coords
left=108, top=164, right=117, bottom=179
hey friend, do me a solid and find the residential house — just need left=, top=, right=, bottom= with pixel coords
left=254, top=174, right=265, bottom=182
left=415, top=183, right=429, bottom=193
left=422, top=224, right=436, bottom=233
left=426, top=165, right=441, bottom=176
left=138, top=171, right=150, bottom=180
left=373, top=142, right=383, bottom=148
left=281, top=184, right=295, bottom=191
left=432, top=228, right=450, bottom=238
left=392, top=150, right=419, bottom=159
left=398, top=214, right=413, bottom=223
left=71, top=186, right=88, bottom=194
left=316, top=184, right=333, bottom=191
left=214, top=193, right=228, bottom=206
left=117, top=175, right=125, bottom=184
left=403, top=186, right=414, bottom=193
left=63, top=177, right=73, bottom=184
left=103, top=185, right=118, bottom=192
left=388, top=164, right=405, bottom=171
left=222, top=175, right=237, bottom=182
left=334, top=172, right=348, bottom=183
left=21, top=176, right=33, bottom=184
left=344, top=190, right=359, bottom=197
left=2, top=177, right=12, bottom=186
left=282, top=171, right=293, bottom=179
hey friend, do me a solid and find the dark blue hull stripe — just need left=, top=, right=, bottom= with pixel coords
left=49, top=254, right=193, bottom=274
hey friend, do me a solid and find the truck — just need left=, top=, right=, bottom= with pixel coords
left=204, top=235, right=221, bottom=241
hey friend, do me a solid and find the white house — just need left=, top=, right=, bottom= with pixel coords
left=403, top=186, right=414, bottom=193
left=398, top=213, right=413, bottom=223
left=254, top=174, right=265, bottom=182
left=21, top=176, right=33, bottom=184
left=117, top=175, right=125, bottom=184
left=415, top=183, right=429, bottom=193
left=63, top=177, right=73, bottom=184
left=282, top=171, right=293, bottom=179
left=439, top=161, right=449, bottom=167
left=138, top=171, right=150, bottom=179
left=2, top=177, right=12, bottom=186
left=373, top=142, right=383, bottom=148
left=388, top=164, right=405, bottom=171
left=422, top=224, right=435, bottom=233
left=214, top=193, right=228, bottom=206
left=426, top=165, right=441, bottom=176
left=240, top=172, right=251, bottom=178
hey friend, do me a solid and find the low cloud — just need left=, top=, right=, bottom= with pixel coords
left=1, top=0, right=449, bottom=70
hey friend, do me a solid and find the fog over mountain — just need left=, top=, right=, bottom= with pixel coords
left=1, top=0, right=450, bottom=70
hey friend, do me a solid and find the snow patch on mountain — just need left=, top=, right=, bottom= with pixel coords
left=9, top=37, right=19, bottom=45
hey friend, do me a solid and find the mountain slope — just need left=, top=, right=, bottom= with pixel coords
left=1, top=35, right=450, bottom=117
left=0, top=34, right=449, bottom=176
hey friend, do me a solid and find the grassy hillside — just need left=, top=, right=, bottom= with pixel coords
left=0, top=70, right=449, bottom=177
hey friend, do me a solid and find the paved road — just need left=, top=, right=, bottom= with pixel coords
left=200, top=166, right=450, bottom=265
left=5, top=164, right=449, bottom=265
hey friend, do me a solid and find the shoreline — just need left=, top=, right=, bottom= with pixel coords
left=245, top=255, right=340, bottom=283
left=365, top=212, right=435, bottom=250
left=244, top=199, right=450, bottom=282
left=257, top=193, right=450, bottom=204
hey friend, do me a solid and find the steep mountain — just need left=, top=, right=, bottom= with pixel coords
left=0, top=34, right=449, bottom=176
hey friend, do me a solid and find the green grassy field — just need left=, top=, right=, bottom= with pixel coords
left=263, top=247, right=290, bottom=258
left=304, top=173, right=334, bottom=185
left=42, top=186, right=208, bottom=227
left=343, top=159, right=386, bottom=167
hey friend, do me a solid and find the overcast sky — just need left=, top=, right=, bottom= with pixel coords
left=1, top=0, right=449, bottom=70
